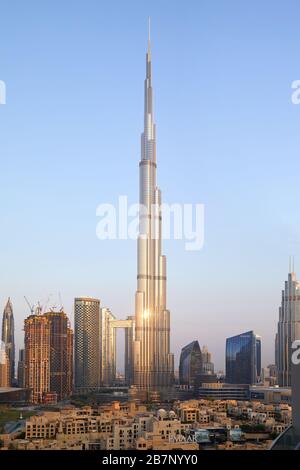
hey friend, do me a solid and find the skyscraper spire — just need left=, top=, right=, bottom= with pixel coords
left=133, top=23, right=174, bottom=390
left=293, top=255, right=295, bottom=273
left=289, top=255, right=295, bottom=273
left=148, top=17, right=151, bottom=57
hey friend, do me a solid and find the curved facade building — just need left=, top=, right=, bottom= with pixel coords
left=179, top=341, right=202, bottom=387
left=226, top=330, right=261, bottom=385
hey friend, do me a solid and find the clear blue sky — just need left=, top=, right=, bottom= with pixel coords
left=1, top=0, right=300, bottom=371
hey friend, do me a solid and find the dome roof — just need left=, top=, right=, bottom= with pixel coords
left=157, top=409, right=167, bottom=418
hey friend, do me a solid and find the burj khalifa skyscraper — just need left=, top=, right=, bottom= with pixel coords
left=133, top=24, right=174, bottom=389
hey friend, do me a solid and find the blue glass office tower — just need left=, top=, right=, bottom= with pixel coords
left=226, top=331, right=261, bottom=385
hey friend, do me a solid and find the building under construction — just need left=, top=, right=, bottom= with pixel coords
left=45, top=310, right=73, bottom=401
left=24, top=314, right=50, bottom=403
left=24, top=305, right=73, bottom=403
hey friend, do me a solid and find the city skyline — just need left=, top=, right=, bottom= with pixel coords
left=2, top=1, right=300, bottom=371
left=2, top=267, right=296, bottom=380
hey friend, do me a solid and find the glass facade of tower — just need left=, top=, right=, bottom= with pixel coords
left=74, top=297, right=100, bottom=392
left=17, top=348, right=25, bottom=388
left=179, top=341, right=202, bottom=387
left=226, top=331, right=261, bottom=385
left=256, top=335, right=261, bottom=380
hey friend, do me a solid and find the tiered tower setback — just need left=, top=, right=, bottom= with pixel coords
left=133, top=25, right=174, bottom=389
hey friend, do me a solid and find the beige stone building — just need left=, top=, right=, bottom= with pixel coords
left=5, top=398, right=291, bottom=451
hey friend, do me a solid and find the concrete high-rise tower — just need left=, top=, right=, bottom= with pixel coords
left=44, top=310, right=73, bottom=400
left=276, top=269, right=300, bottom=386
left=24, top=314, right=50, bottom=403
left=133, top=23, right=174, bottom=389
left=1, top=298, right=15, bottom=385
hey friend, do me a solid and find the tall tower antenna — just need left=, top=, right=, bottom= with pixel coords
left=293, top=255, right=295, bottom=273
left=148, top=17, right=151, bottom=55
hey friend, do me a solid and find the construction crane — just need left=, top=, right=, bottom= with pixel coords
left=42, top=294, right=52, bottom=314
left=36, top=301, right=43, bottom=316
left=24, top=296, right=35, bottom=315
left=58, top=292, right=64, bottom=312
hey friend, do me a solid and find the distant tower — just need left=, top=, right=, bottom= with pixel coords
left=17, top=348, right=25, bottom=388
left=124, top=315, right=135, bottom=385
left=275, top=333, right=279, bottom=378
left=1, top=298, right=15, bottom=385
left=276, top=268, right=300, bottom=386
left=201, top=345, right=215, bottom=375
left=99, top=307, right=116, bottom=386
left=67, top=327, right=74, bottom=396
left=74, top=297, right=100, bottom=391
left=133, top=21, right=174, bottom=389
left=44, top=310, right=73, bottom=400
left=24, top=314, right=50, bottom=403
